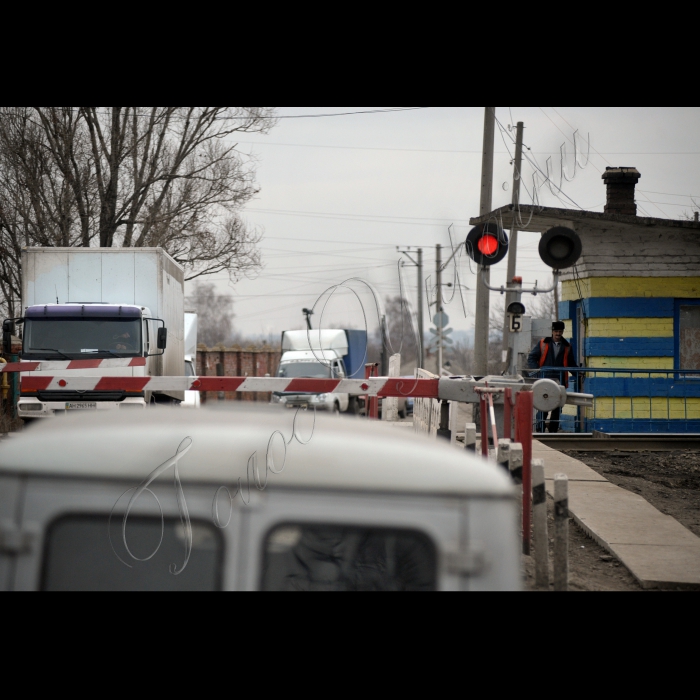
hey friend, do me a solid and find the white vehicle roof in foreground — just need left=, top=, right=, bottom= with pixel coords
left=0, top=407, right=514, bottom=498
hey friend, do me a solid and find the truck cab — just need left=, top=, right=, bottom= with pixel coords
left=273, top=350, right=349, bottom=412
left=16, top=303, right=167, bottom=418
left=0, top=406, right=520, bottom=591
left=273, top=329, right=367, bottom=414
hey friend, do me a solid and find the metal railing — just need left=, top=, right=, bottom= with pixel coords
left=525, top=366, right=700, bottom=434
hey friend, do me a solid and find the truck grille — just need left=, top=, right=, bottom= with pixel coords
left=35, top=391, right=136, bottom=402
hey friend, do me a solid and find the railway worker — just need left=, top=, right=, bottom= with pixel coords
left=527, top=321, right=577, bottom=433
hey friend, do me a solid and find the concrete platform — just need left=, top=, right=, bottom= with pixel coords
left=532, top=441, right=700, bottom=589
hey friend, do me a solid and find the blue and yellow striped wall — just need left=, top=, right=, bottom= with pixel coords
left=558, top=277, right=700, bottom=433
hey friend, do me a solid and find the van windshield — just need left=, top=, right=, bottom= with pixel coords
left=23, top=318, right=142, bottom=358
left=278, top=362, right=334, bottom=379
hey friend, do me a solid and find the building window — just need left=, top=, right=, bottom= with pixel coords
left=260, top=524, right=437, bottom=591
left=679, top=304, right=700, bottom=373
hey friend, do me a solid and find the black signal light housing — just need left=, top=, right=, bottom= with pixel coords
left=465, top=223, right=509, bottom=267
left=539, top=227, right=582, bottom=270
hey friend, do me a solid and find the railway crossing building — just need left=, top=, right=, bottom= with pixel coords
left=471, top=167, right=700, bottom=433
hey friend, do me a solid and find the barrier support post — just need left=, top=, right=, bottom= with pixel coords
left=553, top=473, right=569, bottom=591
left=515, top=390, right=534, bottom=555
left=532, top=458, right=549, bottom=589
left=480, top=394, right=489, bottom=458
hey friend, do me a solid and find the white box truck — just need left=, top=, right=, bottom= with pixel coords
left=7, top=247, right=184, bottom=418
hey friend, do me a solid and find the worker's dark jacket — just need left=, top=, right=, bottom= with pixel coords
left=527, top=337, right=577, bottom=388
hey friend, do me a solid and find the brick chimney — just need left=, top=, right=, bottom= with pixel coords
left=602, top=167, right=641, bottom=216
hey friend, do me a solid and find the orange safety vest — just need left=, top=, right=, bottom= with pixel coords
left=538, top=339, right=571, bottom=388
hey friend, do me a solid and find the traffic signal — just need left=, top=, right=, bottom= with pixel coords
left=538, top=227, right=582, bottom=270
left=465, top=223, right=509, bottom=266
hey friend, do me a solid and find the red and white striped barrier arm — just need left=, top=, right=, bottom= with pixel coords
left=19, top=375, right=440, bottom=398
left=2, top=358, right=146, bottom=373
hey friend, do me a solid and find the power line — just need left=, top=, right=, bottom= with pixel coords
left=263, top=235, right=397, bottom=247
left=546, top=107, right=670, bottom=219
left=237, top=140, right=700, bottom=156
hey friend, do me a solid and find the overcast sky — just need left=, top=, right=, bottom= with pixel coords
left=186, top=107, right=700, bottom=343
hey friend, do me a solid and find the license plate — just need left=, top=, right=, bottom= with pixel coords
left=65, top=402, right=97, bottom=410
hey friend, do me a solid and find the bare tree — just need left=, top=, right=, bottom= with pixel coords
left=186, top=282, right=235, bottom=348
left=0, top=107, right=275, bottom=317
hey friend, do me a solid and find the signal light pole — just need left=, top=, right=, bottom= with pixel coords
left=436, top=244, right=443, bottom=374
left=503, top=121, right=525, bottom=363
left=399, top=247, right=424, bottom=369
left=474, top=107, right=495, bottom=376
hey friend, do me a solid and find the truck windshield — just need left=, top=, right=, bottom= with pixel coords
left=23, top=318, right=142, bottom=358
left=278, top=362, right=334, bottom=379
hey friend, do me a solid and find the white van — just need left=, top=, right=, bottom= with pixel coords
left=0, top=406, right=519, bottom=591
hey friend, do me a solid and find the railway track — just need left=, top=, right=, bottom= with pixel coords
left=536, top=433, right=700, bottom=452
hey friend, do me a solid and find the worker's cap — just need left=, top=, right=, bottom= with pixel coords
left=552, top=321, right=566, bottom=331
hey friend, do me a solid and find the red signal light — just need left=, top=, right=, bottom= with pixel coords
left=465, top=224, right=508, bottom=267
left=477, top=234, right=498, bottom=256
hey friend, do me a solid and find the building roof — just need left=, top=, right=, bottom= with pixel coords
left=470, top=204, right=700, bottom=233
left=0, top=406, right=515, bottom=499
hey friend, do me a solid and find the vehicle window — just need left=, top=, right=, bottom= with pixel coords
left=261, top=524, right=437, bottom=591
left=41, top=515, right=222, bottom=591
left=24, top=318, right=141, bottom=358
left=278, top=362, right=332, bottom=379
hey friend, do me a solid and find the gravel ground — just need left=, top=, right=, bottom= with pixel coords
left=521, top=449, right=700, bottom=592
left=521, top=495, right=644, bottom=592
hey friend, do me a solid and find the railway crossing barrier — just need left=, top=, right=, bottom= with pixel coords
left=5, top=363, right=585, bottom=575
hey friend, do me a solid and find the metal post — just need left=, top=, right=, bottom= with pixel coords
left=532, top=458, right=549, bottom=589
left=216, top=362, right=225, bottom=401
left=417, top=248, right=424, bottom=369
left=379, top=315, right=388, bottom=377
left=474, top=107, right=495, bottom=377
left=436, top=244, right=443, bottom=375
left=437, top=400, right=450, bottom=441
left=503, top=122, right=524, bottom=359
left=480, top=394, right=489, bottom=458
left=553, top=473, right=569, bottom=591
left=507, top=278, right=523, bottom=377
left=399, top=247, right=424, bottom=370
left=515, top=390, right=534, bottom=555
left=365, top=363, right=379, bottom=420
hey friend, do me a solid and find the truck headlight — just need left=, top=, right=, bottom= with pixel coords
left=20, top=403, right=43, bottom=411
left=312, top=394, right=329, bottom=403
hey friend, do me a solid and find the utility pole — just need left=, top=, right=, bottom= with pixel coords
left=503, top=121, right=525, bottom=362
left=474, top=107, right=495, bottom=376
left=436, top=244, right=443, bottom=375
left=398, top=247, right=424, bottom=369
